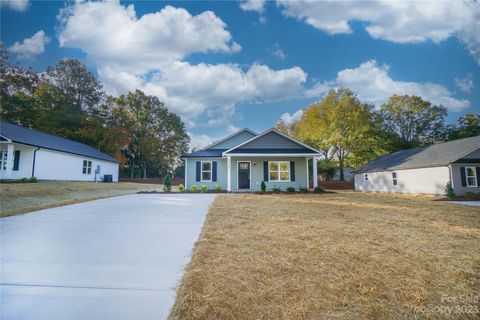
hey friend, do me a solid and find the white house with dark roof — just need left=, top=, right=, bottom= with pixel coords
left=353, top=135, right=480, bottom=195
left=0, top=121, right=119, bottom=182
left=182, top=128, right=322, bottom=191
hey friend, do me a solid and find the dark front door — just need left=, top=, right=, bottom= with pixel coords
left=238, top=162, right=250, bottom=189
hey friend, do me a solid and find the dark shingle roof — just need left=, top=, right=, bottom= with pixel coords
left=182, top=149, right=226, bottom=158
left=0, top=121, right=118, bottom=163
left=354, top=135, right=480, bottom=173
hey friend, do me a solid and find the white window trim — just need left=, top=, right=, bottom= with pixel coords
left=82, top=160, right=92, bottom=175
left=465, top=166, right=477, bottom=187
left=201, top=160, right=212, bottom=182
left=0, top=150, right=7, bottom=171
left=268, top=161, right=291, bottom=182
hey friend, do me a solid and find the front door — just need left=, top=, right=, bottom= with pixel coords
left=238, top=161, right=250, bottom=189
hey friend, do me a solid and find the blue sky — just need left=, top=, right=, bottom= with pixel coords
left=1, top=0, right=479, bottom=148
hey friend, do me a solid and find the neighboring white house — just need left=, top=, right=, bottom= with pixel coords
left=0, top=120, right=119, bottom=182
left=353, top=135, right=480, bottom=196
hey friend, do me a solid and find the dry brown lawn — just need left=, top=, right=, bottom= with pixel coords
left=170, top=192, right=480, bottom=320
left=0, top=181, right=166, bottom=217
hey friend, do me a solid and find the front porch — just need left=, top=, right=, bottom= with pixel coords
left=225, top=155, right=319, bottom=192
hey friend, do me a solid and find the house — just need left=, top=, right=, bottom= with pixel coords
left=353, top=135, right=480, bottom=195
left=0, top=120, right=119, bottom=181
left=181, top=128, right=322, bottom=191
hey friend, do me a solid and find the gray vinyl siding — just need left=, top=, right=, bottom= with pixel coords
left=463, top=148, right=480, bottom=158
left=186, top=157, right=308, bottom=191
left=451, top=165, right=480, bottom=196
left=236, top=131, right=303, bottom=149
left=211, top=131, right=256, bottom=149
left=186, top=158, right=227, bottom=190
left=231, top=157, right=308, bottom=191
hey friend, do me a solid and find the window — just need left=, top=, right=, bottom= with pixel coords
left=364, top=173, right=368, bottom=181
left=465, top=167, right=477, bottom=187
left=0, top=151, right=7, bottom=170
left=392, top=172, right=397, bottom=186
left=82, top=160, right=92, bottom=174
left=201, top=161, right=212, bottom=182
left=269, top=161, right=290, bottom=182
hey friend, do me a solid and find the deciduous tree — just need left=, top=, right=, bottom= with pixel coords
left=379, top=95, right=447, bottom=148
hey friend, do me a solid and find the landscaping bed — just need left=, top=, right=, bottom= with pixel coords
left=170, top=192, right=480, bottom=319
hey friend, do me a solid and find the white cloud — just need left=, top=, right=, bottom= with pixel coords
left=277, top=0, right=480, bottom=64
left=240, top=0, right=266, bottom=13
left=455, top=74, right=475, bottom=93
left=188, top=132, right=216, bottom=151
left=58, top=1, right=241, bottom=74
left=57, top=1, right=308, bottom=130
left=303, top=81, right=330, bottom=99
left=1, top=0, right=29, bottom=12
left=269, top=43, right=286, bottom=60
left=279, top=109, right=303, bottom=126
left=307, top=60, right=470, bottom=112
left=100, top=61, right=307, bottom=126
left=8, top=30, right=50, bottom=60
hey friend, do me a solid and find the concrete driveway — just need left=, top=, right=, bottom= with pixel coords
left=1, top=194, right=216, bottom=320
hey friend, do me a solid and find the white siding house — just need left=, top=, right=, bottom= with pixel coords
left=0, top=121, right=119, bottom=181
left=353, top=135, right=480, bottom=196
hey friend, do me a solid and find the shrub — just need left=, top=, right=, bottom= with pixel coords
left=286, top=187, right=296, bottom=192
left=201, top=184, right=208, bottom=193
left=444, top=182, right=455, bottom=198
left=214, top=184, right=222, bottom=192
left=29, top=176, right=38, bottom=183
left=299, top=187, right=308, bottom=193
left=20, top=177, right=29, bottom=183
left=313, top=186, right=325, bottom=193
left=465, top=191, right=480, bottom=200
left=163, top=175, right=172, bottom=192
left=178, top=184, right=185, bottom=192
left=260, top=181, right=266, bottom=192
left=190, top=185, right=198, bottom=192
left=272, top=187, right=281, bottom=193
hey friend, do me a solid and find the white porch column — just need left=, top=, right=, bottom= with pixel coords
left=312, top=156, right=318, bottom=188
left=305, top=157, right=309, bottom=189
left=227, top=156, right=232, bottom=192
left=184, top=159, right=188, bottom=189
left=5, top=143, right=14, bottom=178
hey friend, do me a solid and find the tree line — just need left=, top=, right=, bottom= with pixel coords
left=276, top=89, right=479, bottom=180
left=0, top=46, right=189, bottom=178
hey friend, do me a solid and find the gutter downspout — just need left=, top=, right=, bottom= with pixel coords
left=448, top=165, right=454, bottom=189
left=32, top=147, right=40, bottom=177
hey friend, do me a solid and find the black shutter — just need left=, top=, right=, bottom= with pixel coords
left=263, top=161, right=268, bottom=181
left=290, top=161, right=295, bottom=181
left=460, top=167, right=466, bottom=187
left=13, top=150, right=20, bottom=171
left=477, top=167, right=480, bottom=187
left=196, top=161, right=201, bottom=181
left=212, top=161, right=217, bottom=182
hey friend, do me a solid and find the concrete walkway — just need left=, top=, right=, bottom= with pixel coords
left=448, top=201, right=480, bottom=206
left=1, top=194, right=216, bottom=320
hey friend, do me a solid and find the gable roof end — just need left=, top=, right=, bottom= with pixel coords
left=223, top=128, right=321, bottom=156
left=199, top=128, right=257, bottom=151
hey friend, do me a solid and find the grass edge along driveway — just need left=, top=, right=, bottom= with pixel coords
left=170, top=192, right=480, bottom=319
left=0, top=181, right=167, bottom=217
